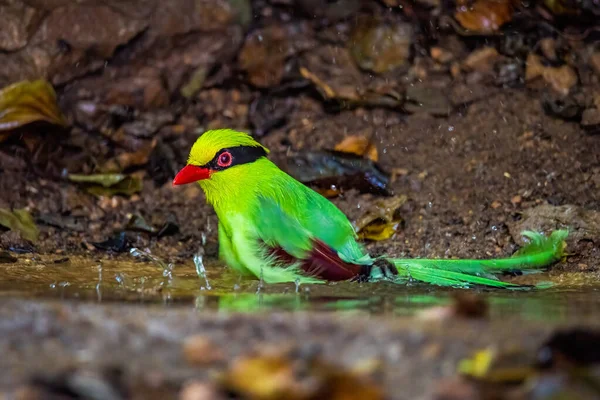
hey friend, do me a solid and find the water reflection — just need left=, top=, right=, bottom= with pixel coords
left=0, top=254, right=598, bottom=324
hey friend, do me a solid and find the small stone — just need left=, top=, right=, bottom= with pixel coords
left=463, top=47, right=500, bottom=73
left=433, top=378, right=478, bottom=400
left=450, top=62, right=461, bottom=78
left=511, top=195, right=522, bottom=205
left=431, top=47, right=454, bottom=64
left=422, top=343, right=442, bottom=359
left=578, top=263, right=589, bottom=271
left=521, top=131, right=534, bottom=139
left=539, top=38, right=557, bottom=61
left=391, top=168, right=409, bottom=183
left=180, top=381, right=222, bottom=400
left=526, top=53, right=578, bottom=95
left=14, top=385, right=43, bottom=400
left=581, top=107, right=600, bottom=128
left=544, top=65, right=578, bottom=96
left=491, top=200, right=502, bottom=209
left=183, top=335, right=224, bottom=365
left=590, top=52, right=600, bottom=76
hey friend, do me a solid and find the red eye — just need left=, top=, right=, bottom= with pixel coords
left=217, top=151, right=232, bottom=167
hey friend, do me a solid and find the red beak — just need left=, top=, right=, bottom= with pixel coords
left=172, top=165, right=211, bottom=186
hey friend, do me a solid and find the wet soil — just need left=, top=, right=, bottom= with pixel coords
left=2, top=88, right=599, bottom=268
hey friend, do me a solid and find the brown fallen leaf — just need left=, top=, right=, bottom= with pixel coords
left=455, top=0, right=514, bottom=34
left=299, top=45, right=404, bottom=108
left=101, top=139, right=157, bottom=173
left=355, top=195, right=407, bottom=241
left=0, top=79, right=67, bottom=141
left=315, top=187, right=342, bottom=198
left=334, top=135, right=378, bottom=162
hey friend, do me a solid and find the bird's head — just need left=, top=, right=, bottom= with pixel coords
left=172, top=129, right=270, bottom=186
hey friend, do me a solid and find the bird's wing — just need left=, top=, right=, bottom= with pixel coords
left=254, top=195, right=366, bottom=281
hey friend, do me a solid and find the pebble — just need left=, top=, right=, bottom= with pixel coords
left=182, top=335, right=224, bottom=365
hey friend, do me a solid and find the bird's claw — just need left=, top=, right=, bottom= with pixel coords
left=355, top=259, right=398, bottom=282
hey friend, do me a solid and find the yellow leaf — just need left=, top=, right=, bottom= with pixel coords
left=455, top=0, right=514, bottom=34
left=356, top=195, right=407, bottom=241
left=221, top=348, right=385, bottom=400
left=0, top=79, right=67, bottom=141
left=458, top=348, right=495, bottom=378
left=334, top=135, right=379, bottom=162
left=0, top=208, right=39, bottom=242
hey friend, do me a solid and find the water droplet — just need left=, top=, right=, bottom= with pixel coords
left=96, top=263, right=102, bottom=302
left=193, top=246, right=211, bottom=291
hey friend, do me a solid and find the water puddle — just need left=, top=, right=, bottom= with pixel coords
left=1, top=253, right=599, bottom=323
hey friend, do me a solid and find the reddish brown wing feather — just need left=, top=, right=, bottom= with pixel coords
left=267, top=240, right=364, bottom=281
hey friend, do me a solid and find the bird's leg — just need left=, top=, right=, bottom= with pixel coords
left=355, top=264, right=372, bottom=283
left=355, top=259, right=398, bottom=282
left=371, top=259, right=398, bottom=281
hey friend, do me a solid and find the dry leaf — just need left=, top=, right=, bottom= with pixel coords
left=315, top=187, right=342, bottom=198
left=221, top=348, right=384, bottom=400
left=299, top=45, right=403, bottom=108
left=286, top=150, right=392, bottom=197
left=101, top=139, right=157, bottom=173
left=455, top=0, right=514, bottom=34
left=0, top=79, right=67, bottom=141
left=68, top=173, right=142, bottom=197
left=349, top=17, right=413, bottom=74
left=334, top=136, right=378, bottom=162
left=458, top=347, right=534, bottom=383
left=355, top=195, right=407, bottom=241
left=0, top=208, right=39, bottom=242
left=239, top=25, right=289, bottom=88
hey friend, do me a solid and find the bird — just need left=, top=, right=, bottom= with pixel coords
left=173, top=129, right=567, bottom=288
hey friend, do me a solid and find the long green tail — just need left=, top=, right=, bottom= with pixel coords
left=382, top=230, right=568, bottom=289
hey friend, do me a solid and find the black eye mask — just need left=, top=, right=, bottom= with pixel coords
left=204, top=145, right=268, bottom=171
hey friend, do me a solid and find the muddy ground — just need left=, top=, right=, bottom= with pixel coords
left=1, top=0, right=600, bottom=399
left=1, top=298, right=599, bottom=400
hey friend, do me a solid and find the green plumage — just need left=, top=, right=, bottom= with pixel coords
left=178, top=129, right=568, bottom=289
